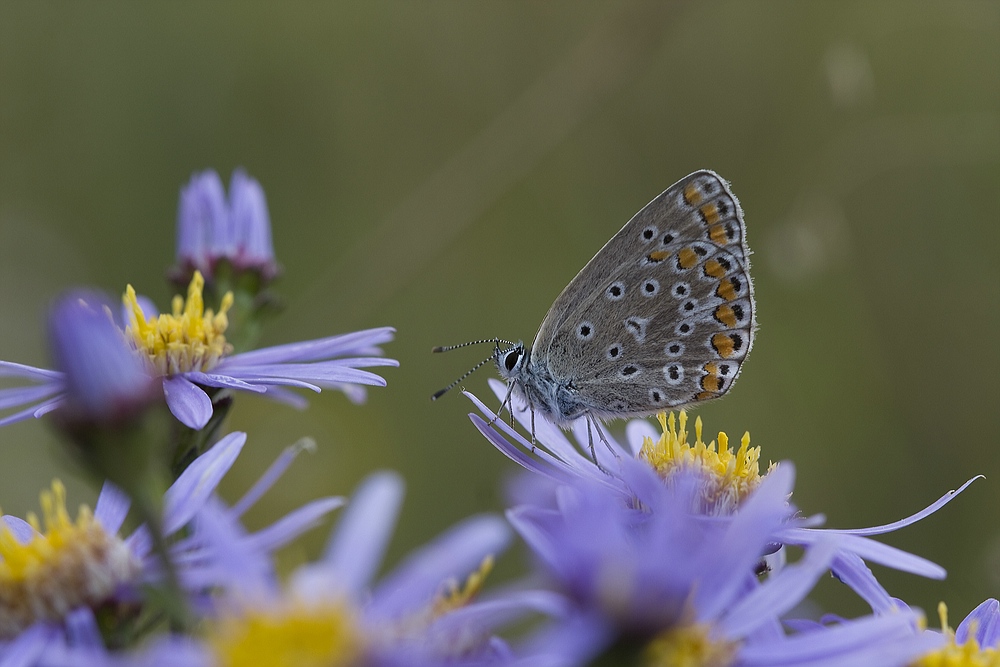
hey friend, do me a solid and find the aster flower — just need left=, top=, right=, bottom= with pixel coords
left=0, top=274, right=396, bottom=431
left=27, top=471, right=567, bottom=667
left=0, top=431, right=343, bottom=663
left=0, top=292, right=158, bottom=429
left=508, top=460, right=943, bottom=666
left=172, top=168, right=278, bottom=284
left=908, top=598, right=1000, bottom=666
left=467, top=380, right=974, bottom=605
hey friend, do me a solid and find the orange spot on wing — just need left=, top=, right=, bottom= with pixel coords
left=703, top=259, right=726, bottom=278
left=677, top=247, right=699, bottom=269
left=709, top=224, right=728, bottom=244
left=683, top=183, right=702, bottom=205
left=714, top=305, right=737, bottom=328
left=695, top=391, right=716, bottom=401
left=700, top=203, right=720, bottom=225
left=711, top=333, right=735, bottom=359
left=701, top=371, right=721, bottom=392
left=716, top=279, right=737, bottom=301
left=647, top=249, right=671, bottom=262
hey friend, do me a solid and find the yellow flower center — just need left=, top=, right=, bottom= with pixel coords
left=209, top=602, right=364, bottom=667
left=639, top=411, right=772, bottom=514
left=643, top=622, right=737, bottom=667
left=913, top=602, right=1000, bottom=667
left=124, top=270, right=234, bottom=375
left=0, top=481, right=140, bottom=639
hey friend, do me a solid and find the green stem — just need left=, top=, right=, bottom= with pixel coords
left=131, top=487, right=191, bottom=631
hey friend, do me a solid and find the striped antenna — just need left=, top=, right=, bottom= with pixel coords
left=431, top=338, right=517, bottom=400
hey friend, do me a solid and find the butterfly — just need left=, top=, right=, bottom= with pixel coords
left=435, top=170, right=755, bottom=456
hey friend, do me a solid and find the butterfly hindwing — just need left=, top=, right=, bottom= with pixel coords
left=530, top=170, right=755, bottom=417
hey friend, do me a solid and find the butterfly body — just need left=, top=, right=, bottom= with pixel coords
left=494, top=170, right=755, bottom=427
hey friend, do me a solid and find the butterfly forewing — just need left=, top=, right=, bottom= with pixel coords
left=531, top=170, right=755, bottom=417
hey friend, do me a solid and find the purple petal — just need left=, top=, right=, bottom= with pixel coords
left=517, top=612, right=613, bottom=667
left=0, top=399, right=65, bottom=428
left=48, top=291, right=157, bottom=422
left=0, top=622, right=59, bottom=667
left=625, top=419, right=660, bottom=457
left=830, top=553, right=897, bottom=615
left=176, top=170, right=227, bottom=272
left=336, top=383, right=368, bottom=405
left=161, top=431, right=247, bottom=536
left=64, top=608, right=103, bottom=650
left=113, top=636, right=213, bottom=667
left=194, top=499, right=275, bottom=599
left=506, top=505, right=563, bottom=572
left=214, top=374, right=320, bottom=392
left=817, top=476, right=982, bottom=536
left=694, top=463, right=798, bottom=621
left=220, top=327, right=395, bottom=365
left=482, top=380, right=622, bottom=478
left=956, top=598, right=1000, bottom=647
left=219, top=363, right=390, bottom=387
left=0, top=360, right=63, bottom=381
left=470, top=413, right=572, bottom=483
left=322, top=471, right=405, bottom=595
left=232, top=438, right=316, bottom=517
left=0, top=384, right=64, bottom=411
left=740, top=613, right=939, bottom=666
left=163, top=375, right=213, bottom=429
left=468, top=389, right=614, bottom=489
left=719, top=540, right=838, bottom=639
left=246, top=496, right=346, bottom=553
left=780, top=528, right=945, bottom=579
left=183, top=371, right=267, bottom=393
left=370, top=514, right=511, bottom=620
left=255, top=385, right=309, bottom=409
left=430, top=590, right=570, bottom=636
left=94, top=482, right=131, bottom=535
left=229, top=169, right=276, bottom=270
left=2, top=515, right=38, bottom=543
left=32, top=397, right=64, bottom=418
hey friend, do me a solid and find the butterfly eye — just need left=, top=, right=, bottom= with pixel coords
left=504, top=350, right=520, bottom=371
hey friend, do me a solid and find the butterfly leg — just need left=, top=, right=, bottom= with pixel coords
left=591, top=419, right=621, bottom=462
left=529, top=406, right=537, bottom=450
left=585, top=417, right=608, bottom=473
left=488, top=381, right=518, bottom=428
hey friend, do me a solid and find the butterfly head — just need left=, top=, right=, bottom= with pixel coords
left=493, top=341, right=527, bottom=382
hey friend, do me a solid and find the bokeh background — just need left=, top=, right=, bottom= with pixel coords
left=1, top=2, right=997, bottom=621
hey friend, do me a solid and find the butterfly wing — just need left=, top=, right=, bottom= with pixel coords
left=531, top=170, right=755, bottom=417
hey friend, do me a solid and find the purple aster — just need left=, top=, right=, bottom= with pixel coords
left=0, top=292, right=157, bottom=429
left=901, top=597, right=1000, bottom=666
left=24, top=472, right=567, bottom=667
left=172, top=168, right=278, bottom=284
left=0, top=276, right=396, bottom=431
left=0, top=431, right=343, bottom=665
left=507, top=460, right=943, bottom=666
left=467, top=380, right=975, bottom=608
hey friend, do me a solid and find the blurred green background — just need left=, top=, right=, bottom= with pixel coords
left=1, top=2, right=997, bottom=622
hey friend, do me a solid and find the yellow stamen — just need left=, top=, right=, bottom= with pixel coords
left=643, top=622, right=737, bottom=667
left=0, top=481, right=139, bottom=638
left=432, top=555, right=494, bottom=617
left=639, top=411, right=774, bottom=513
left=913, top=602, right=1000, bottom=667
left=123, top=270, right=234, bottom=375
left=210, top=602, right=363, bottom=667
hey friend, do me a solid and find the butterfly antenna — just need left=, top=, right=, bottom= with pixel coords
left=431, top=353, right=496, bottom=401
left=431, top=338, right=516, bottom=354
left=431, top=338, right=517, bottom=401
